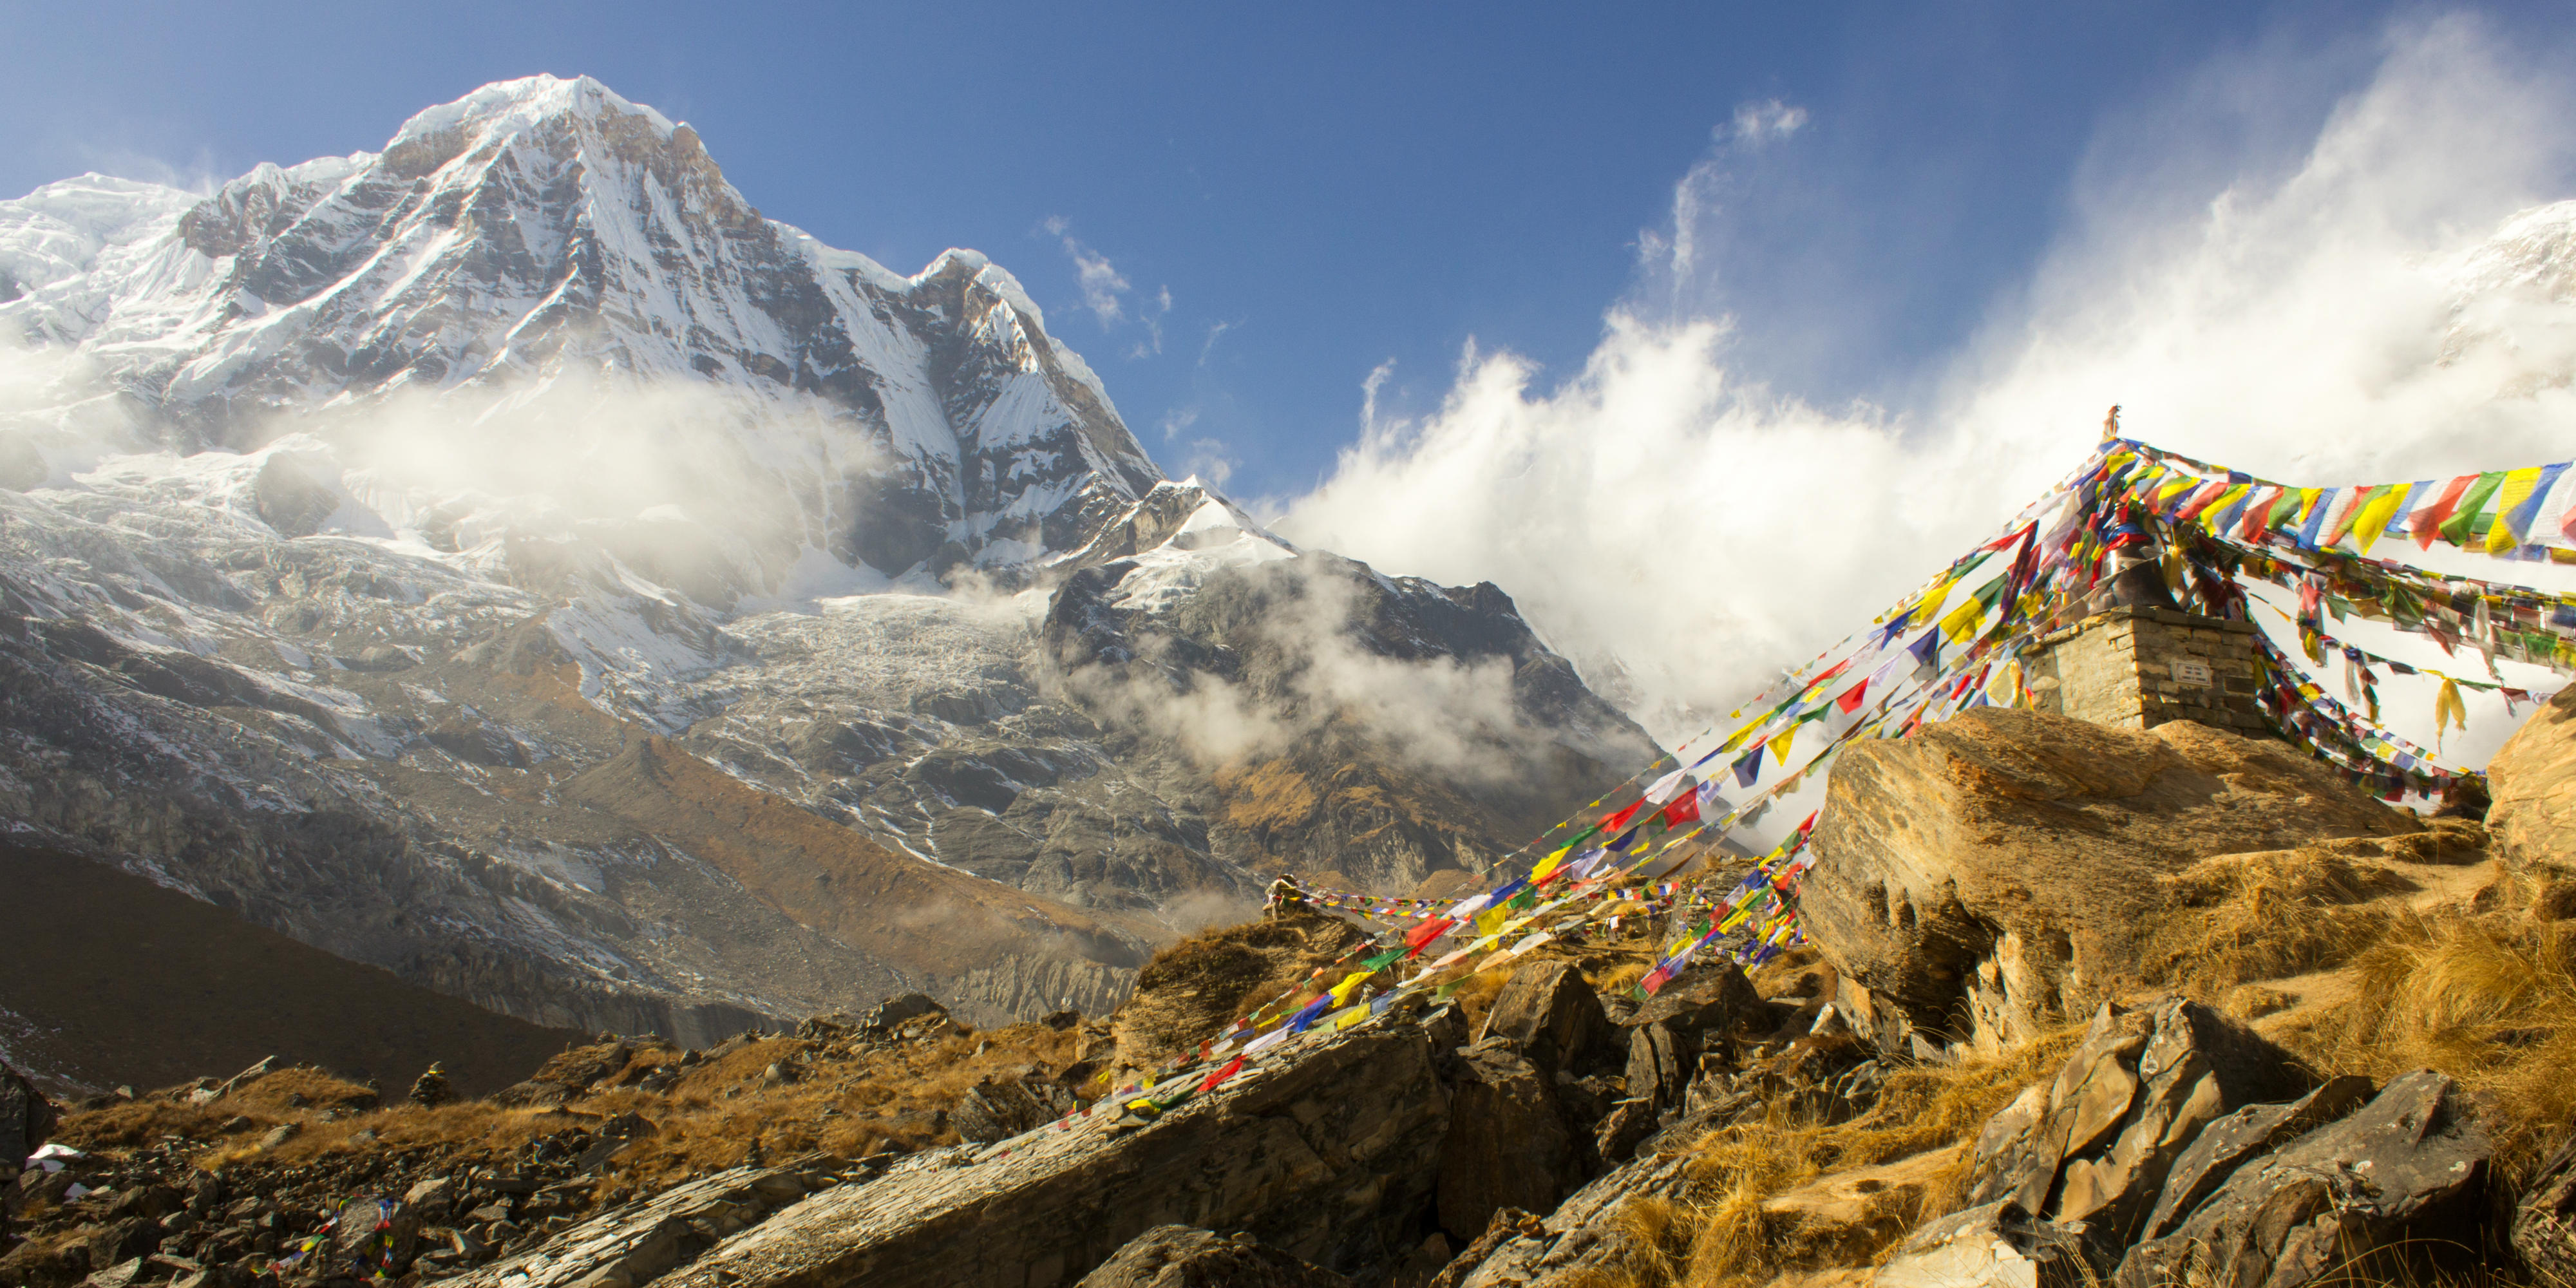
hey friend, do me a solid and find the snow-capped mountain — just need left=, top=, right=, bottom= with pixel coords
left=0, top=77, right=1657, bottom=1046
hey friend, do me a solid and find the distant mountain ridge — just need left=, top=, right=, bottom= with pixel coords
left=0, top=75, right=1659, bottom=1058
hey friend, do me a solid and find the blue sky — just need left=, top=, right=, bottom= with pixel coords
left=10, top=1, right=2553, bottom=502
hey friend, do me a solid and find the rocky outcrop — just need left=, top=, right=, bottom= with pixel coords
left=1474, top=960, right=1615, bottom=1077
left=1962, top=997, right=2309, bottom=1253
left=1437, top=1043, right=1584, bottom=1242
left=442, top=1167, right=828, bottom=1288
left=2115, top=1072, right=2489, bottom=1288
left=1875, top=1197, right=2090, bottom=1288
left=1442, top=1151, right=1696, bottom=1288
left=1074, top=1226, right=1351, bottom=1288
left=2486, top=682, right=2576, bottom=899
left=1801, top=710, right=2418, bottom=1049
left=655, top=1023, right=1451, bottom=1288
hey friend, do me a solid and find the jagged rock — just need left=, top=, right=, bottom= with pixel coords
left=404, top=1176, right=458, bottom=1224
left=2115, top=1071, right=2490, bottom=1288
left=79, top=1256, right=144, bottom=1288
left=952, top=1074, right=1077, bottom=1143
left=1803, top=709, right=2416, bottom=1050
left=860, top=993, right=948, bottom=1034
left=440, top=1166, right=817, bottom=1288
left=1443, top=1151, right=1695, bottom=1287
left=324, top=1197, right=419, bottom=1278
left=1622, top=963, right=1766, bottom=1042
left=80, top=1220, right=159, bottom=1274
left=251, top=454, right=339, bottom=538
left=0, top=1057, right=58, bottom=1180
left=1474, top=961, right=1613, bottom=1076
left=2487, top=684, right=2576, bottom=898
left=1595, top=1021, right=1685, bottom=1166
left=2514, top=1129, right=2576, bottom=1285
left=656, top=1023, right=1450, bottom=1287
left=1072, top=1226, right=1352, bottom=1287
left=1964, top=997, right=2307, bottom=1253
left=2134, top=1075, right=2376, bottom=1245
left=1437, top=1041, right=1580, bottom=1242
left=1874, top=1198, right=2092, bottom=1288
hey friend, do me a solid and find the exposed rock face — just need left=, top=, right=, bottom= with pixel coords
left=1962, top=998, right=2309, bottom=1253
left=1444, top=1151, right=1696, bottom=1288
left=1074, top=1226, right=1352, bottom=1288
left=1437, top=1042, right=1583, bottom=1242
left=2114, top=1072, right=2490, bottom=1288
left=1473, top=960, right=1613, bottom=1077
left=1874, top=1197, right=2091, bottom=1288
left=442, top=1166, right=826, bottom=1288
left=654, top=1024, right=1451, bottom=1288
left=1801, top=710, right=2418, bottom=1049
left=2486, top=682, right=2576, bottom=895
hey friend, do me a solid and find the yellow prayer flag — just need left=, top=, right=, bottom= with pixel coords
left=2488, top=467, right=2546, bottom=554
left=1531, top=845, right=1571, bottom=882
left=2199, top=484, right=2249, bottom=533
left=2352, top=488, right=2406, bottom=554
left=1327, top=970, right=1372, bottom=1007
left=1767, top=726, right=1797, bottom=767
left=1938, top=594, right=1985, bottom=644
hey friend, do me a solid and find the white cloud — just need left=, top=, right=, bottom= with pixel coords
left=1042, top=216, right=1134, bottom=326
left=1282, top=15, right=2576, bottom=756
left=1731, top=99, right=1808, bottom=145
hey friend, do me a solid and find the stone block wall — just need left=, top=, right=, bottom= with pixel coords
left=2025, top=607, right=2270, bottom=735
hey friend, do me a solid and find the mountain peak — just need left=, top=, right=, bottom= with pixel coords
left=390, top=73, right=677, bottom=148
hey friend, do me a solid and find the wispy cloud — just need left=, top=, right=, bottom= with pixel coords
left=1041, top=215, right=1133, bottom=325
left=1198, top=319, right=1235, bottom=367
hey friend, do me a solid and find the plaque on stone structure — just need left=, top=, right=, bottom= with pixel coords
left=2169, top=658, right=2213, bottom=686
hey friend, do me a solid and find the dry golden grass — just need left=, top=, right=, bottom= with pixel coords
left=58, top=1022, right=1090, bottom=1205
left=2283, top=913, right=2576, bottom=1186
left=2137, top=841, right=2576, bottom=1189
left=1581, top=1029, right=2084, bottom=1288
left=2143, top=848, right=2412, bottom=995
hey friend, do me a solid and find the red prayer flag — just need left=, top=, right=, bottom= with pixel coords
left=1598, top=799, right=1646, bottom=834
left=1658, top=791, right=1700, bottom=831
left=1835, top=679, right=1868, bottom=714
left=1197, top=1056, right=1246, bottom=1094
left=1402, top=917, right=1455, bottom=954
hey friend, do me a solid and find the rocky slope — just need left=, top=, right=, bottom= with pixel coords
left=13, top=708, right=2575, bottom=1288
left=0, top=76, right=1656, bottom=1050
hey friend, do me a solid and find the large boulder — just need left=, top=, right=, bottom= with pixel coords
left=2114, top=1071, right=2490, bottom=1288
left=657, top=1023, right=1452, bottom=1288
left=1621, top=961, right=1767, bottom=1044
left=1437, top=1042, right=1584, bottom=1242
left=439, top=1166, right=822, bottom=1288
left=1963, top=997, right=2309, bottom=1253
left=2486, top=683, right=2576, bottom=897
left=0, top=1058, right=58, bottom=1182
left=1074, top=1226, right=1351, bottom=1287
left=1474, top=960, right=1613, bottom=1076
left=1802, top=709, right=2418, bottom=1049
